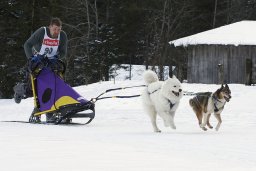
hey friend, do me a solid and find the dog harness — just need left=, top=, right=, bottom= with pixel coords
left=147, top=87, right=175, bottom=109
left=147, top=88, right=160, bottom=95
left=212, top=95, right=225, bottom=112
left=168, top=100, right=175, bottom=109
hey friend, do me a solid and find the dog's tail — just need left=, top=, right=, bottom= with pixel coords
left=143, top=70, right=159, bottom=85
left=189, top=99, right=195, bottom=107
left=189, top=98, right=201, bottom=112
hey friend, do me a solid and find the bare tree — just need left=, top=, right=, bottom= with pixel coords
left=144, top=0, right=194, bottom=80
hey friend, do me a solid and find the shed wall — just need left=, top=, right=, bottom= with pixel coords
left=188, top=45, right=256, bottom=84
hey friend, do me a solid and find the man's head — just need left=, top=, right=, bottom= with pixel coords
left=49, top=17, right=62, bottom=38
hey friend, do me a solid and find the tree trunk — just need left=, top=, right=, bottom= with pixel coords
left=213, top=0, right=218, bottom=28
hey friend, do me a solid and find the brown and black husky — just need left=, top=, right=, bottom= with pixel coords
left=189, top=84, right=231, bottom=131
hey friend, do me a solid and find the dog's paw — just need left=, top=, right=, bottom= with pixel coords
left=201, top=127, right=207, bottom=131
left=154, top=129, right=161, bottom=133
left=207, top=125, right=213, bottom=129
left=171, top=125, right=176, bottom=130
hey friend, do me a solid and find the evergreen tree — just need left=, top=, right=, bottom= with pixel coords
left=1, top=0, right=256, bottom=98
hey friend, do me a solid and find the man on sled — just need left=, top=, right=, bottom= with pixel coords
left=14, top=17, right=67, bottom=123
left=14, top=17, right=94, bottom=124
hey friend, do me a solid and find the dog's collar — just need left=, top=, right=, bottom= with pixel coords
left=212, top=94, right=223, bottom=103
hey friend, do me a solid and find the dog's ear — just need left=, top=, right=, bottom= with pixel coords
left=225, top=84, right=229, bottom=88
left=221, top=84, right=224, bottom=89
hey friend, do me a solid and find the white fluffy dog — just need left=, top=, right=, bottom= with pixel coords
left=141, top=70, right=183, bottom=132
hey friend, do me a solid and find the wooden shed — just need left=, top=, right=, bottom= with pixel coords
left=169, top=21, right=256, bottom=85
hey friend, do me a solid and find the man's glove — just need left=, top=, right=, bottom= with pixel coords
left=31, top=55, right=44, bottom=64
left=29, top=55, right=45, bottom=73
left=48, top=55, right=59, bottom=64
left=53, top=55, right=59, bottom=59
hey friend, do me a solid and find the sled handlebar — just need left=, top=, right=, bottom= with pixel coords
left=28, top=57, right=66, bottom=75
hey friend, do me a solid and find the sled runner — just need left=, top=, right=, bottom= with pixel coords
left=27, top=57, right=95, bottom=124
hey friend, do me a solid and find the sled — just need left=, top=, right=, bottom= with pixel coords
left=28, top=59, right=95, bottom=124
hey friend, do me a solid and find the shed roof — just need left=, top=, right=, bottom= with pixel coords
left=169, top=20, right=256, bottom=47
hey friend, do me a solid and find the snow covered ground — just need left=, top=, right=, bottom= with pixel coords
left=0, top=81, right=256, bottom=171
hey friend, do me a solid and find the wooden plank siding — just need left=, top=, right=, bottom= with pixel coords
left=187, top=45, right=256, bottom=84
left=252, top=46, right=256, bottom=83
